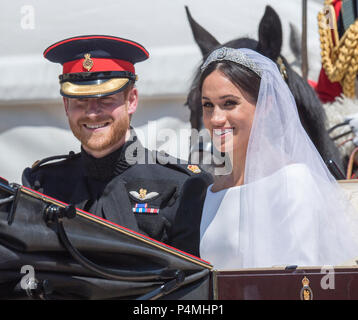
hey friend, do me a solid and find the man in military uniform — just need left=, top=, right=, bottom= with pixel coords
left=22, top=35, right=212, bottom=256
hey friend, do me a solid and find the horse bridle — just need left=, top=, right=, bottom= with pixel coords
left=276, top=56, right=288, bottom=81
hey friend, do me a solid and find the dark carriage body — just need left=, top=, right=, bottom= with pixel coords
left=0, top=178, right=212, bottom=300
left=212, top=266, right=358, bottom=300
left=1, top=177, right=358, bottom=300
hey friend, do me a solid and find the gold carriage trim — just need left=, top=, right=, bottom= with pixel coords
left=61, top=78, right=129, bottom=97
left=318, top=0, right=358, bottom=98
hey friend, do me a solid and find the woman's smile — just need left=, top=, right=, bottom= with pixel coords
left=213, top=127, right=234, bottom=138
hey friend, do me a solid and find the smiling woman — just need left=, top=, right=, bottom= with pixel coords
left=178, top=47, right=358, bottom=270
left=201, top=65, right=259, bottom=189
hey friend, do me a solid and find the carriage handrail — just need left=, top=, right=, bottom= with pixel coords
left=0, top=178, right=15, bottom=195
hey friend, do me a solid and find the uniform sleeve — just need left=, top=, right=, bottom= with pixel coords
left=168, top=173, right=212, bottom=257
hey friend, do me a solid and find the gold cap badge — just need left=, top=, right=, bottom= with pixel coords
left=83, top=53, right=94, bottom=71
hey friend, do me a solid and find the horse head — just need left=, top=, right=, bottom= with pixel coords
left=185, top=5, right=345, bottom=177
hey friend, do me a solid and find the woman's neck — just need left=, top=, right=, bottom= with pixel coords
left=211, top=150, right=246, bottom=192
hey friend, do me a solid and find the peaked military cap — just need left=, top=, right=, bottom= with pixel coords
left=43, top=35, right=149, bottom=98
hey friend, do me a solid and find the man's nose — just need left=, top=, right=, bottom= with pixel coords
left=85, top=98, right=101, bottom=115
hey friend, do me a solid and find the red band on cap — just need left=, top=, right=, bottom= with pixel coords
left=63, top=58, right=135, bottom=74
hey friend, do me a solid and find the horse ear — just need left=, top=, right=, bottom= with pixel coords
left=257, top=5, right=282, bottom=61
left=185, top=6, right=220, bottom=57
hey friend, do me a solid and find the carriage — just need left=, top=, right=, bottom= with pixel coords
left=2, top=1, right=358, bottom=301
left=1, top=176, right=358, bottom=300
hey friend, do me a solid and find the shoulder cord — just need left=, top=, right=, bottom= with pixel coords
left=318, top=2, right=358, bottom=98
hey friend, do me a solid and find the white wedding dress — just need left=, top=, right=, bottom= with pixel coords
left=200, top=163, right=357, bottom=270
left=198, top=48, right=358, bottom=271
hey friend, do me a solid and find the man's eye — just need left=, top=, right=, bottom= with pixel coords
left=78, top=98, right=88, bottom=102
left=74, top=99, right=88, bottom=106
left=101, top=99, right=113, bottom=104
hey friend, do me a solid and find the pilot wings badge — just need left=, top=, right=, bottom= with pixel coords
left=130, top=188, right=159, bottom=201
left=130, top=188, right=160, bottom=214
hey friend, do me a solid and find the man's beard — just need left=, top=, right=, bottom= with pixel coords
left=69, top=114, right=129, bottom=154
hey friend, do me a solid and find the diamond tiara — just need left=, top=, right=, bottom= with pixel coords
left=200, top=47, right=262, bottom=77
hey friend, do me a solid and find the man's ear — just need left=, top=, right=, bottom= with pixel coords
left=127, top=87, right=138, bottom=115
left=63, top=97, right=69, bottom=116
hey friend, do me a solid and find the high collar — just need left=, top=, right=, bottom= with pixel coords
left=81, top=129, right=141, bottom=181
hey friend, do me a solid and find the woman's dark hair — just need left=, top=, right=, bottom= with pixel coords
left=199, top=61, right=261, bottom=104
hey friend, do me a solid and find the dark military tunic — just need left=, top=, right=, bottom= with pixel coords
left=22, top=132, right=212, bottom=256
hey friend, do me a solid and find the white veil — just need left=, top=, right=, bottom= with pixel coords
left=202, top=48, right=358, bottom=268
left=240, top=48, right=358, bottom=268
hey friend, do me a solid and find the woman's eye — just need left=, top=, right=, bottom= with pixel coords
left=202, top=102, right=213, bottom=108
left=224, top=100, right=238, bottom=106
